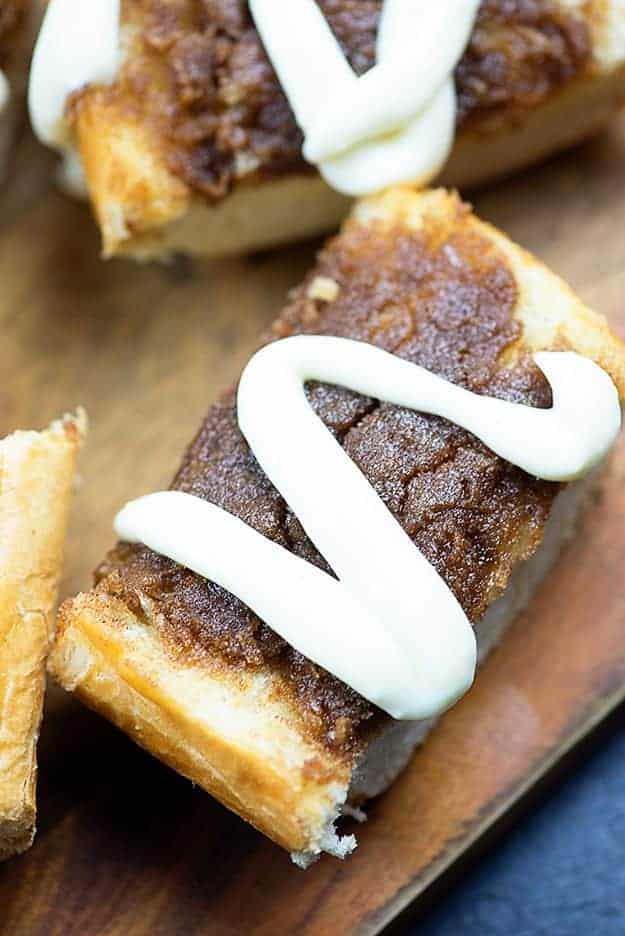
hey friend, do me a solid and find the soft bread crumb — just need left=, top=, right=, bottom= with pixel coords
left=307, top=276, right=340, bottom=303
left=291, top=828, right=357, bottom=869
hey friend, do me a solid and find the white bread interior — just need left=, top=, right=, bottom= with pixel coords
left=0, top=411, right=85, bottom=861
left=50, top=188, right=625, bottom=865
left=66, top=0, right=625, bottom=259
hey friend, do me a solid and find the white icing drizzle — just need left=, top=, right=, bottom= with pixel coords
left=28, top=0, right=478, bottom=198
left=28, top=0, right=121, bottom=193
left=114, top=337, right=620, bottom=721
left=248, top=0, right=481, bottom=196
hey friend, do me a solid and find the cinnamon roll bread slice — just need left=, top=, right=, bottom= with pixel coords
left=51, top=189, right=625, bottom=865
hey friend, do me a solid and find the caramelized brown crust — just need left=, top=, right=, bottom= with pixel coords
left=95, top=194, right=560, bottom=755
left=457, top=0, right=592, bottom=129
left=0, top=0, right=27, bottom=68
left=71, top=0, right=592, bottom=203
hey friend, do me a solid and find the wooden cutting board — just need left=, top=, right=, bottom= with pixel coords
left=1, top=116, right=625, bottom=936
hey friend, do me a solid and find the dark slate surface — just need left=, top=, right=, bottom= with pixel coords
left=405, top=709, right=625, bottom=936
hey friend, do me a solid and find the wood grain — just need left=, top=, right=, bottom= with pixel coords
left=1, top=116, right=625, bottom=935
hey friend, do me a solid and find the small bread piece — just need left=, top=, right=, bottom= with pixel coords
left=52, top=189, right=625, bottom=865
left=0, top=412, right=85, bottom=861
left=62, top=0, right=625, bottom=258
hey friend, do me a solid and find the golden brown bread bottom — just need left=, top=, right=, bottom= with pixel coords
left=0, top=412, right=85, bottom=861
left=52, top=188, right=625, bottom=864
left=66, top=0, right=625, bottom=258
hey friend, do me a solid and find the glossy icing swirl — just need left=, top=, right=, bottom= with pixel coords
left=249, top=0, right=481, bottom=195
left=115, top=337, right=620, bottom=721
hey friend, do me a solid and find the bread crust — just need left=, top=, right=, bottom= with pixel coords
left=68, top=1, right=625, bottom=258
left=51, top=189, right=625, bottom=860
left=52, top=593, right=352, bottom=856
left=0, top=412, right=86, bottom=861
left=352, top=189, right=625, bottom=398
